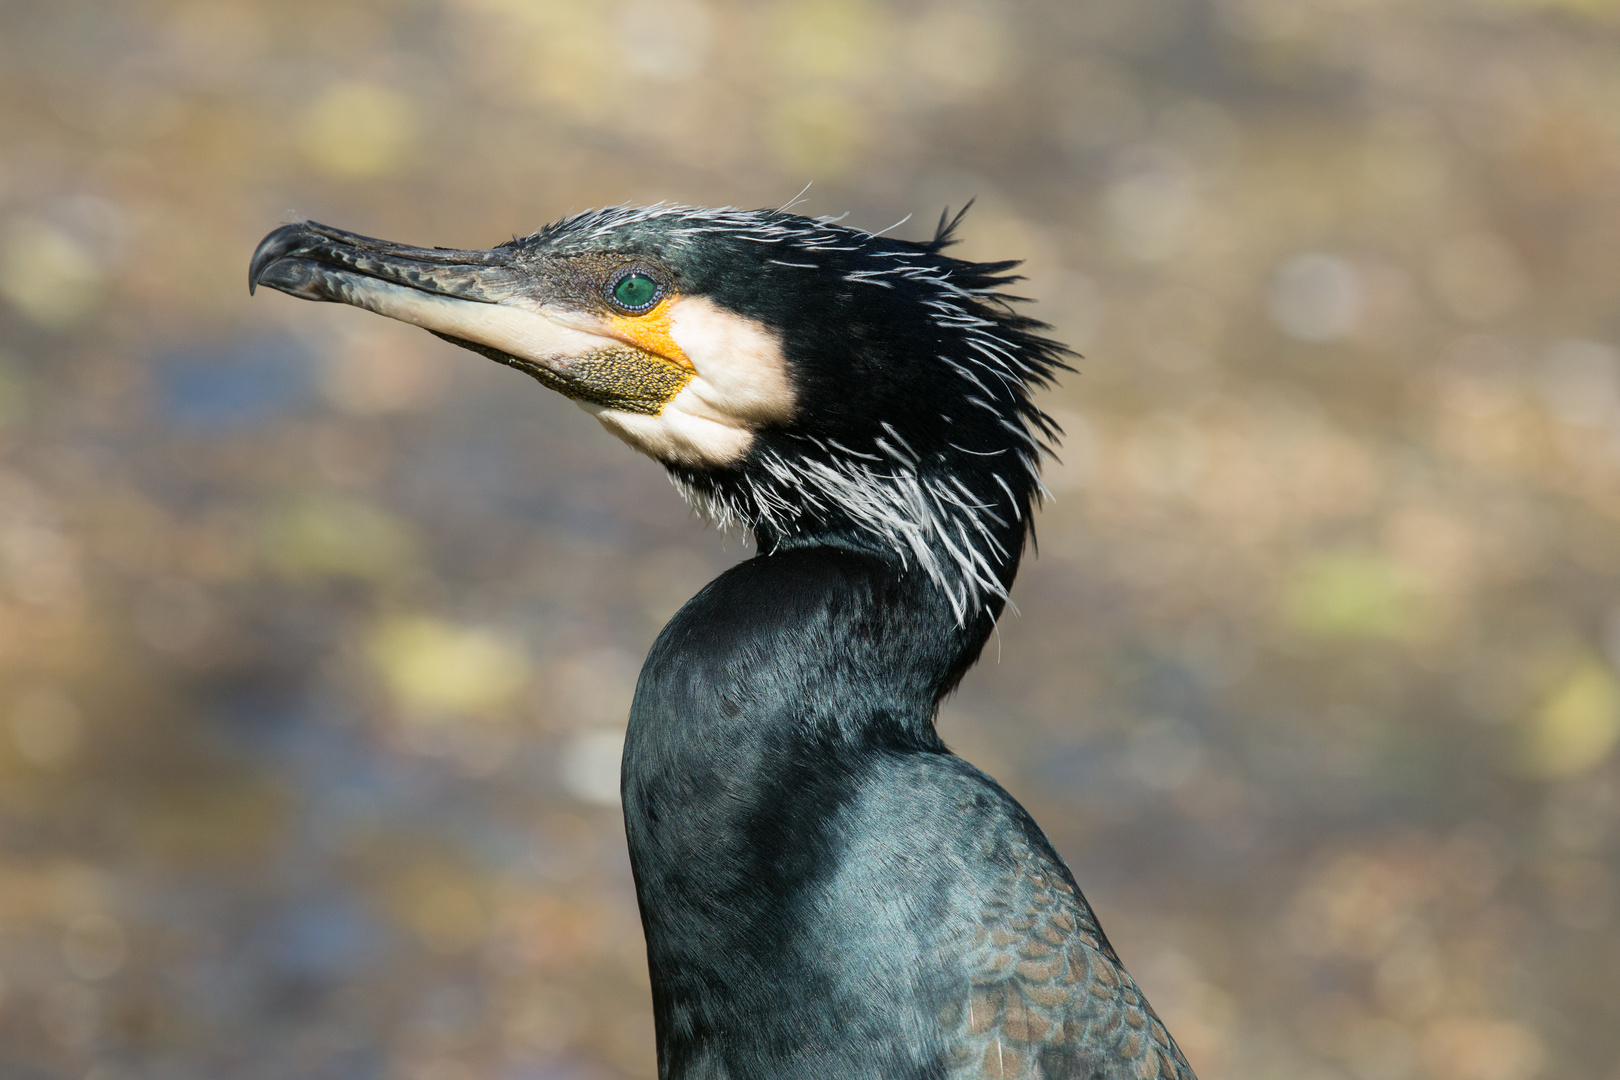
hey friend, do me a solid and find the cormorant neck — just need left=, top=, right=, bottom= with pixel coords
left=620, top=545, right=1004, bottom=1068
left=629, top=542, right=1005, bottom=769
left=681, top=447, right=1034, bottom=628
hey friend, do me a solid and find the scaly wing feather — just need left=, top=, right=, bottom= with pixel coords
left=942, top=834, right=1197, bottom=1080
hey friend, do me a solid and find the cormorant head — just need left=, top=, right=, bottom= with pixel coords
left=250, top=205, right=1070, bottom=623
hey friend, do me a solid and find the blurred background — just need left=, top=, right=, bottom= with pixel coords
left=1, top=0, right=1618, bottom=1078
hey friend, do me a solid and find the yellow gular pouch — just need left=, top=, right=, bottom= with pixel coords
left=562, top=292, right=696, bottom=415
left=604, top=295, right=692, bottom=371
left=559, top=346, right=695, bottom=414
left=432, top=334, right=695, bottom=416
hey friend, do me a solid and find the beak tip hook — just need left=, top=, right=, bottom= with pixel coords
left=248, top=222, right=316, bottom=299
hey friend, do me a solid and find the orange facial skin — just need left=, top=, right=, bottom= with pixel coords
left=605, top=294, right=693, bottom=371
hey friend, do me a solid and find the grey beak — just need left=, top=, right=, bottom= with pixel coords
left=248, top=221, right=523, bottom=304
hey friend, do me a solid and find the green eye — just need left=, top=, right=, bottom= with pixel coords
left=611, top=271, right=661, bottom=311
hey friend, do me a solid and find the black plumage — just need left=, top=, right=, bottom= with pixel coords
left=249, top=204, right=1197, bottom=1080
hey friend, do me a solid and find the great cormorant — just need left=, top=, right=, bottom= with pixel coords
left=249, top=205, right=1197, bottom=1080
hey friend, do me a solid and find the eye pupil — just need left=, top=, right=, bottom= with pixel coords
left=613, top=272, right=659, bottom=310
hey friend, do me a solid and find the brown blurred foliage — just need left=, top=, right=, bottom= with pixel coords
left=1, top=1, right=1619, bottom=1078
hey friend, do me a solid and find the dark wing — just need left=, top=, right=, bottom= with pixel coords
left=938, top=832, right=1198, bottom=1080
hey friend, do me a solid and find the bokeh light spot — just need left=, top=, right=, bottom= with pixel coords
left=1284, top=552, right=1412, bottom=640
left=262, top=495, right=416, bottom=583
left=768, top=92, right=867, bottom=176
left=1269, top=253, right=1362, bottom=342
left=298, top=82, right=417, bottom=179
left=1535, top=338, right=1619, bottom=427
left=615, top=0, right=714, bottom=80
left=1103, top=147, right=1198, bottom=262
left=0, top=219, right=103, bottom=328
left=61, top=915, right=127, bottom=981
left=1519, top=661, right=1620, bottom=779
left=369, top=617, right=531, bottom=718
left=771, top=0, right=884, bottom=82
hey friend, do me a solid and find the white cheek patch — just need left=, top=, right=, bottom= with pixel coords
left=667, top=296, right=796, bottom=426
left=584, top=296, right=797, bottom=469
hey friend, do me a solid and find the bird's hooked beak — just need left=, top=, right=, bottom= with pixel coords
left=248, top=221, right=695, bottom=415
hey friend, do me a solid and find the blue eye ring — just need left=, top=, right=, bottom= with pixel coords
left=608, top=269, right=664, bottom=313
